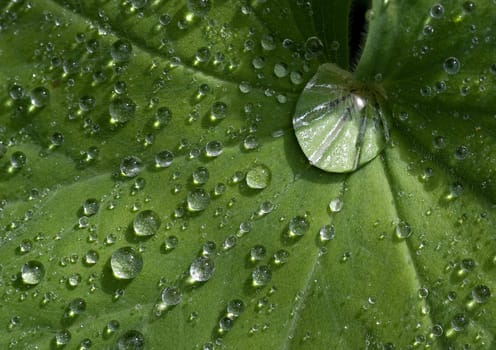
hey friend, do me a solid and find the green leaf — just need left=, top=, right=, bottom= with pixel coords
left=1, top=0, right=495, bottom=349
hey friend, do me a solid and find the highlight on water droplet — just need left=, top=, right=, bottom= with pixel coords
left=293, top=63, right=389, bottom=173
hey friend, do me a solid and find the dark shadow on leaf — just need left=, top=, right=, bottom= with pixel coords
left=99, top=259, right=133, bottom=295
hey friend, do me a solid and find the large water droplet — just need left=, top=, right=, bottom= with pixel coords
left=293, top=63, right=388, bottom=173
left=189, top=256, right=215, bottom=282
left=133, top=210, right=161, bottom=236
left=21, top=260, right=45, bottom=285
left=110, top=247, right=143, bottom=279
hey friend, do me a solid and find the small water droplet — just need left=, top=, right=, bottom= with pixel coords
left=111, top=39, right=133, bottom=63
left=205, top=140, right=223, bottom=157
left=328, top=198, right=343, bottom=213
left=30, top=86, right=50, bottom=107
left=250, top=245, right=266, bottom=261
left=110, top=247, right=143, bottom=279
left=186, top=0, right=212, bottom=17
left=227, top=299, right=245, bottom=318
left=192, top=167, right=209, bottom=185
left=187, top=188, right=211, bottom=211
left=54, top=329, right=72, bottom=346
left=84, top=250, right=99, bottom=266
left=245, top=165, right=271, bottom=189
left=395, top=220, right=412, bottom=239
left=189, top=256, right=215, bottom=282
left=288, top=216, right=310, bottom=237
left=443, top=57, right=461, bottom=75
left=109, top=97, right=136, bottom=124
left=21, top=260, right=45, bottom=285
left=133, top=210, right=161, bottom=236
left=82, top=198, right=100, bottom=216
left=319, top=224, right=335, bottom=241
left=429, top=4, right=445, bottom=18
left=9, top=151, right=27, bottom=170
left=116, top=330, right=145, bottom=350
left=120, top=156, right=143, bottom=178
left=472, top=285, right=491, bottom=303
left=451, top=313, right=468, bottom=331
left=252, top=265, right=272, bottom=286
left=161, top=286, right=183, bottom=306
left=209, top=101, right=227, bottom=121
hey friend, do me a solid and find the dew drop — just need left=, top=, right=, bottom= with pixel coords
left=250, top=245, right=266, bottom=261
left=245, top=165, right=271, bottom=189
left=288, top=216, right=310, bottom=237
left=429, top=4, right=445, bottom=18
left=153, top=107, right=172, bottom=128
left=319, top=224, right=335, bottom=241
left=84, top=250, right=99, bottom=266
left=395, top=220, right=412, bottom=239
left=9, top=151, right=27, bottom=170
left=9, top=84, right=25, bottom=100
left=472, top=285, right=491, bottom=303
left=186, top=0, right=212, bottom=17
left=133, top=210, right=161, bottom=236
left=273, top=249, right=289, bottom=265
left=79, top=95, right=96, bottom=112
left=155, top=150, right=174, bottom=168
left=21, top=260, right=45, bottom=285
left=186, top=188, right=211, bottom=211
left=252, top=265, right=272, bottom=286
left=111, top=39, right=133, bottom=63
left=109, top=97, right=136, bottom=124
left=451, top=313, right=468, bottom=331
left=210, top=101, right=227, bottom=121
left=273, top=62, right=288, bottom=78
left=161, top=286, right=183, bottom=306
left=443, top=57, right=461, bottom=75
left=189, top=256, right=215, bottom=282
left=110, top=247, right=143, bottom=279
left=82, top=198, right=100, bottom=216
left=192, top=166, right=209, bottom=185
left=227, top=299, right=245, bottom=318
left=54, top=329, right=71, bottom=346
left=30, top=86, right=50, bottom=107
left=205, top=140, right=223, bottom=157
left=116, top=330, right=145, bottom=350
left=65, top=298, right=86, bottom=317
left=120, top=156, right=143, bottom=178
left=328, top=198, right=343, bottom=213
